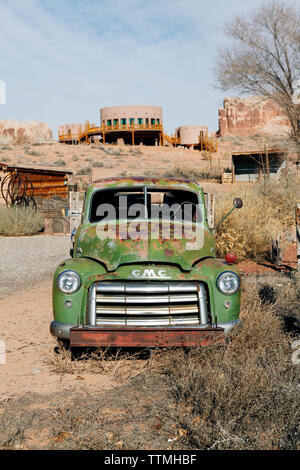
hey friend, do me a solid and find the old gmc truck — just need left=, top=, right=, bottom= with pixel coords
left=51, top=177, right=242, bottom=348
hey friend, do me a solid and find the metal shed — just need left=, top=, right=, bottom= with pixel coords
left=231, top=149, right=286, bottom=182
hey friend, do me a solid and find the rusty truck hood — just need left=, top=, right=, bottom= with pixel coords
left=75, top=221, right=215, bottom=272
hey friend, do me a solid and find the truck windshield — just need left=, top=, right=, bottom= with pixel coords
left=90, top=187, right=202, bottom=223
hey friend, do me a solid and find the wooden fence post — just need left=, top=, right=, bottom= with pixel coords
left=69, top=191, right=84, bottom=233
left=206, top=193, right=215, bottom=228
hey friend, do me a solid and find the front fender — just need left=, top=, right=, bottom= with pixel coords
left=52, top=257, right=106, bottom=325
left=191, top=258, right=241, bottom=324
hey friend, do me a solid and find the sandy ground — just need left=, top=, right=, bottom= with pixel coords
left=0, top=279, right=121, bottom=400
left=0, top=141, right=231, bottom=181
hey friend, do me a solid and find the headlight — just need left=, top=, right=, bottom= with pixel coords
left=57, top=270, right=81, bottom=294
left=216, top=271, right=240, bottom=295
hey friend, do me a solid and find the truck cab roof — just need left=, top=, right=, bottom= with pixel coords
left=90, top=177, right=203, bottom=193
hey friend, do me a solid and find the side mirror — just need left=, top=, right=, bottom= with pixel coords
left=233, top=198, right=243, bottom=209
left=212, top=197, right=243, bottom=233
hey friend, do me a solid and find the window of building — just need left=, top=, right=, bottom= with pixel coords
left=151, top=118, right=155, bottom=125
left=107, top=120, right=112, bottom=126
left=145, top=118, right=149, bottom=125
left=157, top=119, right=160, bottom=125
left=129, top=118, right=135, bottom=125
left=137, top=118, right=143, bottom=125
left=113, top=119, right=119, bottom=126
left=121, top=118, right=127, bottom=125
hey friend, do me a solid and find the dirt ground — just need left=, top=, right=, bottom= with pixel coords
left=0, top=278, right=188, bottom=450
left=0, top=280, right=121, bottom=399
left=0, top=144, right=299, bottom=448
left=0, top=141, right=231, bottom=181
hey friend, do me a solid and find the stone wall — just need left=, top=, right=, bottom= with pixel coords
left=218, top=96, right=291, bottom=137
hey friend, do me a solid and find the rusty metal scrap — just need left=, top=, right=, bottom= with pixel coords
left=1, top=172, right=36, bottom=208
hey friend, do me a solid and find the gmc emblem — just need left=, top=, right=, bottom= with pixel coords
left=131, top=268, right=171, bottom=279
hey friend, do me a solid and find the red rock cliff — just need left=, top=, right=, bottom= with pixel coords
left=218, top=96, right=291, bottom=137
left=0, top=120, right=53, bottom=144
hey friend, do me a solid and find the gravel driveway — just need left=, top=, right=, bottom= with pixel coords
left=0, top=234, right=70, bottom=296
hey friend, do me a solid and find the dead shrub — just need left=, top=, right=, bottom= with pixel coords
left=49, top=342, right=147, bottom=379
left=0, top=206, right=44, bottom=236
left=53, top=159, right=66, bottom=167
left=76, top=165, right=92, bottom=175
left=93, top=161, right=104, bottom=168
left=215, top=175, right=300, bottom=260
left=164, top=166, right=222, bottom=181
left=152, top=281, right=300, bottom=449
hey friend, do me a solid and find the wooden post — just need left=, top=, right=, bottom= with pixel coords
left=265, top=144, right=270, bottom=180
left=296, top=203, right=300, bottom=272
left=206, top=193, right=215, bottom=228
left=232, top=158, right=235, bottom=183
left=132, top=130, right=135, bottom=146
left=69, top=191, right=86, bottom=232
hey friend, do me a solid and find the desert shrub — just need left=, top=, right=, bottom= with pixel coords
left=0, top=206, right=44, bottom=236
left=72, top=155, right=79, bottom=161
left=76, top=165, right=92, bottom=175
left=164, top=166, right=222, bottom=181
left=215, top=174, right=300, bottom=260
left=93, top=161, right=104, bottom=168
left=53, top=159, right=66, bottom=167
left=0, top=145, right=12, bottom=151
left=130, top=148, right=142, bottom=156
left=25, top=150, right=41, bottom=157
left=100, top=146, right=123, bottom=156
left=154, top=280, right=300, bottom=450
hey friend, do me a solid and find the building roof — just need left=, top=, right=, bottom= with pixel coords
left=0, top=162, right=72, bottom=175
left=231, top=149, right=286, bottom=156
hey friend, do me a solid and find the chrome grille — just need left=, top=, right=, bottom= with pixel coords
left=87, top=281, right=209, bottom=327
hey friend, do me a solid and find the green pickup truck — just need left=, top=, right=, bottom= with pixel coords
left=51, top=177, right=242, bottom=348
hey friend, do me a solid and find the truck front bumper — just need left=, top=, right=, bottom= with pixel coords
left=50, top=320, right=241, bottom=347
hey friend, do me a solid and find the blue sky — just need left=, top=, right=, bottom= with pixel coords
left=0, top=0, right=265, bottom=138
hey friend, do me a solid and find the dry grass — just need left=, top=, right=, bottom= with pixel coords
left=0, top=206, right=44, bottom=236
left=0, top=277, right=299, bottom=450
left=149, top=279, right=300, bottom=449
left=52, top=158, right=66, bottom=166
left=49, top=344, right=148, bottom=381
left=164, top=166, right=222, bottom=181
left=76, top=165, right=92, bottom=175
left=215, top=173, right=300, bottom=260
left=141, top=166, right=223, bottom=181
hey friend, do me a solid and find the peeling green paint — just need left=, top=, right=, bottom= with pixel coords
left=52, top=178, right=241, bottom=330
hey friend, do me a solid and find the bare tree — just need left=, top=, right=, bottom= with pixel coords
left=215, top=1, right=300, bottom=142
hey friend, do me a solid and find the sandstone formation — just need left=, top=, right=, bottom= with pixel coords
left=218, top=96, right=291, bottom=137
left=0, top=120, right=53, bottom=144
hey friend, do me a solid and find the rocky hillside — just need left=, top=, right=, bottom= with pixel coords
left=0, top=120, right=53, bottom=144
